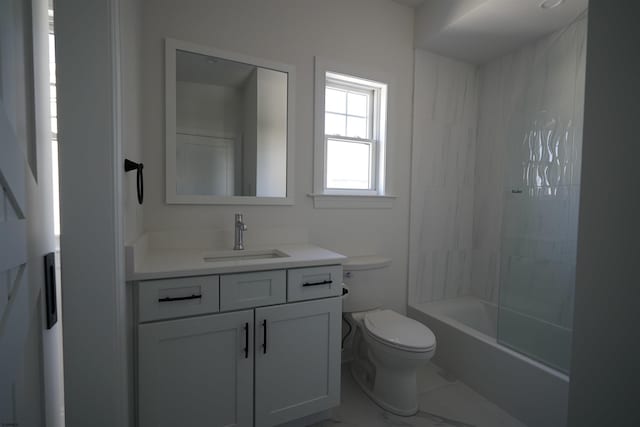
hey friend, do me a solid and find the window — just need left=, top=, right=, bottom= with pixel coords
left=311, top=58, right=394, bottom=208
left=49, top=3, right=60, bottom=246
left=322, top=72, right=386, bottom=195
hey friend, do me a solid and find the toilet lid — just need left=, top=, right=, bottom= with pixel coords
left=364, top=310, right=436, bottom=352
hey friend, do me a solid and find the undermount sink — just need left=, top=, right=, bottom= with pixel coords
left=203, top=249, right=289, bottom=263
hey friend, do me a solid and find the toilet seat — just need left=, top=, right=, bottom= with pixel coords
left=364, top=309, right=436, bottom=352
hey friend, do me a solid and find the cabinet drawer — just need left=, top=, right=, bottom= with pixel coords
left=138, top=276, right=219, bottom=322
left=287, top=265, right=342, bottom=302
left=220, top=270, right=286, bottom=311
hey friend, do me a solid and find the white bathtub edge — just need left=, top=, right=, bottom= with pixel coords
left=411, top=300, right=570, bottom=383
left=408, top=299, right=570, bottom=427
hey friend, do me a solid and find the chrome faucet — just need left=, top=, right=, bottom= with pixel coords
left=234, top=213, right=247, bottom=250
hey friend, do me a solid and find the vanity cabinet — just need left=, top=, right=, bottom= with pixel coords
left=255, top=298, right=341, bottom=427
left=135, top=265, right=342, bottom=427
left=220, top=270, right=286, bottom=311
left=138, top=309, right=254, bottom=427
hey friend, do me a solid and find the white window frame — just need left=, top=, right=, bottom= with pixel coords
left=311, top=57, right=395, bottom=208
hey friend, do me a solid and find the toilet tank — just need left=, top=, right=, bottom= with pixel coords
left=342, top=256, right=391, bottom=312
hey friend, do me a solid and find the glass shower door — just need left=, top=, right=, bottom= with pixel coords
left=497, top=110, right=579, bottom=374
left=496, top=14, right=586, bottom=374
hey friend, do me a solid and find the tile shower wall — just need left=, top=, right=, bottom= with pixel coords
left=471, top=14, right=587, bottom=329
left=410, top=14, right=587, bottom=324
left=409, top=50, right=479, bottom=304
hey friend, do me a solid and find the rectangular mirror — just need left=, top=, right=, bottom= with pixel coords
left=165, top=39, right=295, bottom=204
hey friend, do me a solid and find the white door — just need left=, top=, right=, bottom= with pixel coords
left=138, top=310, right=254, bottom=427
left=255, top=298, right=342, bottom=427
left=176, top=132, right=235, bottom=196
left=0, top=1, right=62, bottom=427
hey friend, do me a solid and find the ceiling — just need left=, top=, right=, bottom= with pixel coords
left=176, top=50, right=256, bottom=87
left=395, top=0, right=588, bottom=64
left=395, top=0, right=424, bottom=7
left=394, top=0, right=425, bottom=6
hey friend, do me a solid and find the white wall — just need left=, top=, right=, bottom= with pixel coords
left=120, top=3, right=143, bottom=421
left=56, top=0, right=130, bottom=426
left=242, top=69, right=258, bottom=195
left=139, top=0, right=415, bottom=314
left=175, top=81, right=241, bottom=195
left=176, top=81, right=241, bottom=134
left=256, top=68, right=287, bottom=197
left=121, top=0, right=143, bottom=244
left=568, top=1, right=640, bottom=424
left=408, top=50, right=479, bottom=304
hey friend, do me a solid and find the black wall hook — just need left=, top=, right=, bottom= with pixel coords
left=124, top=159, right=144, bottom=204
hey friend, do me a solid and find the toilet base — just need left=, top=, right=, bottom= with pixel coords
left=350, top=362, right=418, bottom=416
left=347, top=311, right=435, bottom=417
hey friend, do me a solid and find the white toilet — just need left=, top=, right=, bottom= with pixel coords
left=343, top=256, right=436, bottom=416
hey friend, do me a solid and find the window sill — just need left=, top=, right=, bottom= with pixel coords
left=307, top=193, right=396, bottom=209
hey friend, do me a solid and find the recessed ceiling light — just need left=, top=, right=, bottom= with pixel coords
left=539, top=0, right=565, bottom=9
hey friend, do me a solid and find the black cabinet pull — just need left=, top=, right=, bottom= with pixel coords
left=158, top=294, right=202, bottom=303
left=243, top=322, right=249, bottom=359
left=262, top=319, right=268, bottom=354
left=302, top=279, right=333, bottom=287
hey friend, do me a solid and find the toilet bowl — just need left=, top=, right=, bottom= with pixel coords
left=349, top=309, right=436, bottom=415
left=343, top=257, right=437, bottom=416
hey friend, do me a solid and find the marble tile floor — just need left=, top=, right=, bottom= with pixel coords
left=312, top=362, right=526, bottom=427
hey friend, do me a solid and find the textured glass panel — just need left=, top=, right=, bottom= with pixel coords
left=326, top=138, right=370, bottom=189
left=346, top=116, right=367, bottom=138
left=499, top=114, right=579, bottom=374
left=495, top=14, right=588, bottom=376
left=325, top=88, right=346, bottom=114
left=325, top=113, right=346, bottom=136
left=347, top=92, right=368, bottom=117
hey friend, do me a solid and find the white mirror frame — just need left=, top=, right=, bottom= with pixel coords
left=165, top=38, right=295, bottom=205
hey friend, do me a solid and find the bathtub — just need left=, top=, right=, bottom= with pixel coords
left=408, top=297, right=569, bottom=427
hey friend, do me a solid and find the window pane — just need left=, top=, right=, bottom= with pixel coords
left=325, top=88, right=346, bottom=114
left=325, top=113, right=346, bottom=136
left=346, top=116, right=367, bottom=138
left=347, top=92, right=368, bottom=117
left=326, top=138, right=371, bottom=189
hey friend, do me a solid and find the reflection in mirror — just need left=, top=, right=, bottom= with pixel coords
left=173, top=49, right=288, bottom=198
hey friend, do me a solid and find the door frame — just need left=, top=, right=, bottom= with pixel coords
left=55, top=0, right=129, bottom=426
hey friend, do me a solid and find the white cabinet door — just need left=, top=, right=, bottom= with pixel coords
left=254, top=297, right=342, bottom=427
left=138, top=310, right=254, bottom=427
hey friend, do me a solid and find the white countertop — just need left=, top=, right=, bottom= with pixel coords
left=126, top=242, right=347, bottom=282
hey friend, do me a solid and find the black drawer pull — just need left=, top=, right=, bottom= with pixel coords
left=302, top=280, right=333, bottom=287
left=262, top=319, right=268, bottom=354
left=158, top=294, right=202, bottom=303
left=244, top=322, right=249, bottom=359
